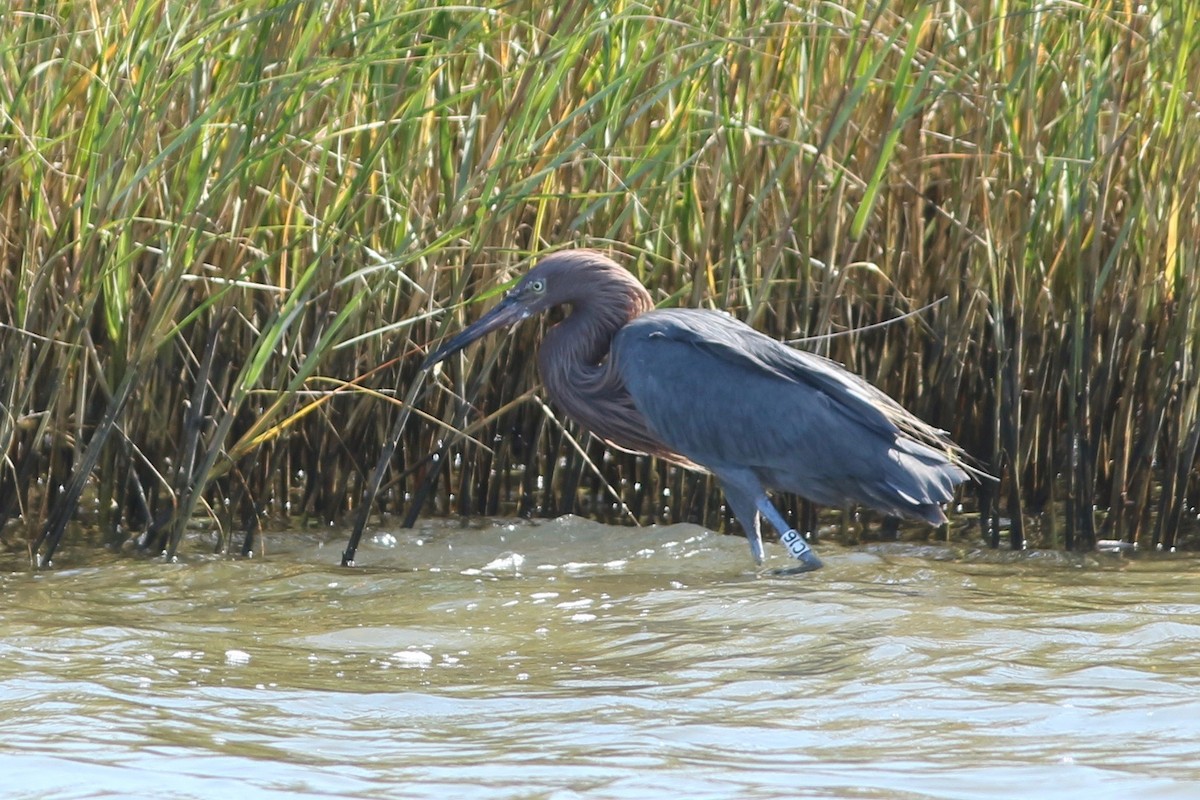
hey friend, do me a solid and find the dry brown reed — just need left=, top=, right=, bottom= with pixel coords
left=2, top=0, right=1198, bottom=563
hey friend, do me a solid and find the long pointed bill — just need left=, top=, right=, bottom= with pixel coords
left=422, top=295, right=532, bottom=370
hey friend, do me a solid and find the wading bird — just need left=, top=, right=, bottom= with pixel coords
left=423, top=250, right=971, bottom=571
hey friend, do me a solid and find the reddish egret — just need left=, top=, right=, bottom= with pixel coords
left=423, top=250, right=970, bottom=571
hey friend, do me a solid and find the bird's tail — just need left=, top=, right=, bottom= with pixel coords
left=867, top=437, right=970, bottom=525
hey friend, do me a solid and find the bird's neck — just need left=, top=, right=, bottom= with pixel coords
left=537, top=277, right=652, bottom=444
left=540, top=278, right=651, bottom=373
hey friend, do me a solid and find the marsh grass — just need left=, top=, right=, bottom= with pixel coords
left=2, top=0, right=1198, bottom=564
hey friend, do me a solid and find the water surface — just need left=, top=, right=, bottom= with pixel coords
left=2, top=518, right=1198, bottom=799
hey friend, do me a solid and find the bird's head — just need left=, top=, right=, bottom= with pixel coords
left=421, top=252, right=609, bottom=370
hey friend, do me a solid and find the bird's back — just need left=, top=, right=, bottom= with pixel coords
left=612, top=309, right=968, bottom=522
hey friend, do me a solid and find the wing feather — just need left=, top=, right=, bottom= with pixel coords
left=612, top=309, right=968, bottom=516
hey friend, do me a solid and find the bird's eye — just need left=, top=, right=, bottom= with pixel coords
left=528, top=279, right=546, bottom=294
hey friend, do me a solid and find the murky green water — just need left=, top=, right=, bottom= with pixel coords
left=2, top=518, right=1199, bottom=799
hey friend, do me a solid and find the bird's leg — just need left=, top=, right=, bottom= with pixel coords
left=745, top=513, right=766, bottom=566
left=715, top=469, right=819, bottom=570
left=755, top=496, right=823, bottom=572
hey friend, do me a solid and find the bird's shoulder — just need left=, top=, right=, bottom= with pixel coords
left=616, top=309, right=840, bottom=386
left=615, top=308, right=755, bottom=349
left=614, top=308, right=903, bottom=439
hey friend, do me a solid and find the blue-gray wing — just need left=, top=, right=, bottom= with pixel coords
left=612, top=309, right=967, bottom=519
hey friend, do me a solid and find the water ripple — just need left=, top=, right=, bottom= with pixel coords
left=2, top=518, right=1199, bottom=799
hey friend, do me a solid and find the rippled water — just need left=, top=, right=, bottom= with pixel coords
left=2, top=518, right=1199, bottom=799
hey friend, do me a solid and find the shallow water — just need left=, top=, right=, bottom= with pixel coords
left=2, top=518, right=1199, bottom=799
